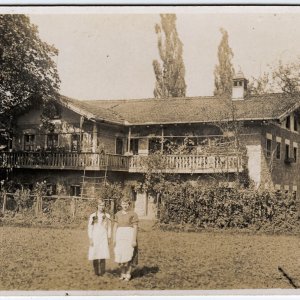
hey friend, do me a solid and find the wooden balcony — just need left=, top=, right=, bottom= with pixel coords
left=0, top=151, right=243, bottom=174
left=129, top=153, right=243, bottom=174
left=0, top=151, right=130, bottom=171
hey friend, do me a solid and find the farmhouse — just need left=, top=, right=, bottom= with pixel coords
left=1, top=73, right=300, bottom=219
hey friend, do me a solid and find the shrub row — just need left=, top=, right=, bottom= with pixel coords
left=158, top=181, right=300, bottom=233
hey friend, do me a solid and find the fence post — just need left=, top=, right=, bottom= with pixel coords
left=70, top=197, right=76, bottom=219
left=35, top=195, right=42, bottom=216
left=2, top=192, right=7, bottom=214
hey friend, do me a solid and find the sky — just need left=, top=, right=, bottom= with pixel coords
left=16, top=6, right=300, bottom=100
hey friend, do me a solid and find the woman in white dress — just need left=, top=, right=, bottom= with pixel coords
left=88, top=199, right=111, bottom=276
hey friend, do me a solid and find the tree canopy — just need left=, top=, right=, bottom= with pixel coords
left=0, top=14, right=60, bottom=130
left=214, top=28, right=235, bottom=97
left=247, top=60, right=300, bottom=96
left=152, top=14, right=186, bottom=98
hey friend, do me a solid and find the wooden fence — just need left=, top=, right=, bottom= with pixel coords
left=1, top=192, right=115, bottom=218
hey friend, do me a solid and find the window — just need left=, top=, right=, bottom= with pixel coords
left=46, top=184, right=57, bottom=196
left=23, top=183, right=33, bottom=191
left=284, top=185, right=289, bottom=194
left=274, top=184, right=281, bottom=192
left=285, top=144, right=290, bottom=160
left=234, top=80, right=243, bottom=87
left=116, top=137, right=124, bottom=155
left=294, top=117, right=298, bottom=132
left=24, top=134, right=35, bottom=151
left=294, top=146, right=298, bottom=162
left=70, top=185, right=81, bottom=197
left=71, top=134, right=80, bottom=152
left=149, top=138, right=161, bottom=154
left=266, top=138, right=272, bottom=157
left=286, top=116, right=291, bottom=129
left=130, top=139, right=139, bottom=155
left=276, top=142, right=281, bottom=159
left=47, top=133, right=59, bottom=150
left=292, top=186, right=297, bottom=200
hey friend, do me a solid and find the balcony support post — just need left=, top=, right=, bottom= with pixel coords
left=79, top=116, right=84, bottom=151
left=127, top=127, right=131, bottom=153
left=160, top=126, right=164, bottom=154
left=92, top=122, right=97, bottom=153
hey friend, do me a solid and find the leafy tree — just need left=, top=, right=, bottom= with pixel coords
left=271, top=60, right=300, bottom=95
left=248, top=60, right=300, bottom=96
left=0, top=15, right=60, bottom=132
left=153, top=14, right=186, bottom=98
left=214, top=28, right=235, bottom=97
left=247, top=72, right=272, bottom=96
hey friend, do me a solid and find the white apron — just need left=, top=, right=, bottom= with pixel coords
left=88, top=212, right=110, bottom=260
left=114, top=227, right=134, bottom=263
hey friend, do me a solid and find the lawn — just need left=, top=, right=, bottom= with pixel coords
left=0, top=222, right=299, bottom=292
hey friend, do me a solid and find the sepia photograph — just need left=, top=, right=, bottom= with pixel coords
left=0, top=5, right=299, bottom=296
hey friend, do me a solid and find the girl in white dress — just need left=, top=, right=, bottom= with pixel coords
left=113, top=198, right=139, bottom=281
left=88, top=199, right=111, bottom=276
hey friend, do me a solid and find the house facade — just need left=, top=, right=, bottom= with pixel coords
left=1, top=75, right=300, bottom=219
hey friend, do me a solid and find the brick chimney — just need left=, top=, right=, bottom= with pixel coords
left=232, top=70, right=248, bottom=100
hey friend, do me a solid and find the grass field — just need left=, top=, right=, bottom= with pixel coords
left=0, top=222, right=299, bottom=291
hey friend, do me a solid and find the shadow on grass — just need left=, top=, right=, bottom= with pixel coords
left=105, top=265, right=159, bottom=280
left=105, top=268, right=120, bottom=277
left=132, top=265, right=159, bottom=279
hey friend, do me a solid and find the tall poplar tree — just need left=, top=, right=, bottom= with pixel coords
left=214, top=28, right=235, bottom=97
left=152, top=14, right=186, bottom=98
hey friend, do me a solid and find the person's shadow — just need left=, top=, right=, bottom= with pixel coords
left=131, top=265, right=159, bottom=279
left=106, top=265, right=159, bottom=279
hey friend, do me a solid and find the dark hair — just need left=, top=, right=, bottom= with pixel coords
left=121, top=198, right=131, bottom=204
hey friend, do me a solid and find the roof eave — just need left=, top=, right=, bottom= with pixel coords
left=59, top=98, right=96, bottom=121
left=277, top=101, right=300, bottom=122
left=94, top=117, right=125, bottom=126
left=125, top=117, right=276, bottom=126
left=59, top=96, right=125, bottom=126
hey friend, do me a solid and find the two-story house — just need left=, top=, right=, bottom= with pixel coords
left=1, top=73, right=300, bottom=218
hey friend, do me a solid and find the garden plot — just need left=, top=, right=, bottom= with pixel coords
left=0, top=225, right=299, bottom=291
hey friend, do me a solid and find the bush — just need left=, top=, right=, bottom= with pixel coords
left=0, top=180, right=125, bottom=227
left=159, top=181, right=299, bottom=233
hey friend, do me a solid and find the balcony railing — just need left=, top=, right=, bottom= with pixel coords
left=0, top=151, right=130, bottom=171
left=0, top=151, right=243, bottom=174
left=129, top=153, right=243, bottom=173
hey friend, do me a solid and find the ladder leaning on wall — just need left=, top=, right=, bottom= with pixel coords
left=80, top=153, right=109, bottom=201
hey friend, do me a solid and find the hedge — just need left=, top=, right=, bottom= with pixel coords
left=159, top=181, right=300, bottom=233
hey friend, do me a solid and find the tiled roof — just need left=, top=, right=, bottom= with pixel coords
left=60, top=96, right=125, bottom=124
left=60, top=93, right=300, bottom=126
